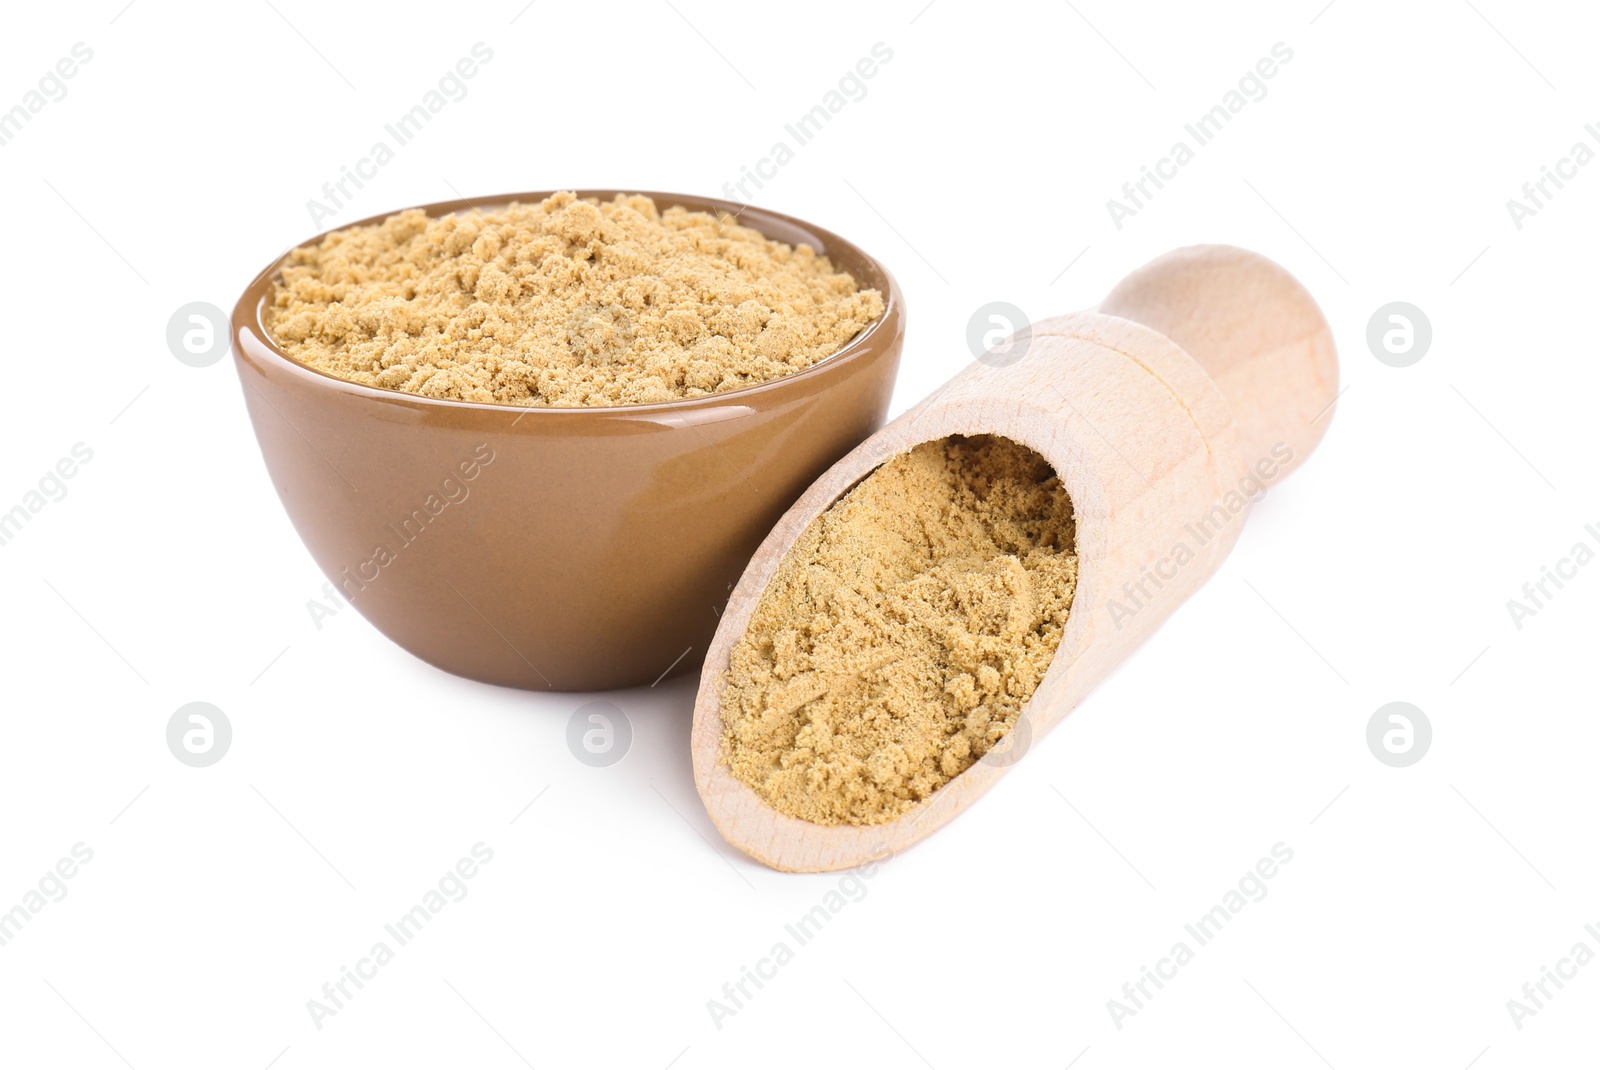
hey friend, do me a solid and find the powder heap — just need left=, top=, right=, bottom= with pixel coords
left=265, top=192, right=884, bottom=407
left=719, top=435, right=1079, bottom=826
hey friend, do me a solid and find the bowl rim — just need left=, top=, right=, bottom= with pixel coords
left=231, top=188, right=903, bottom=417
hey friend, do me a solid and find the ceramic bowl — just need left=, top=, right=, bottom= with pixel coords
left=231, top=190, right=903, bottom=690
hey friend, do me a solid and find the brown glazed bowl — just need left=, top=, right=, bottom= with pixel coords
left=231, top=190, right=903, bottom=691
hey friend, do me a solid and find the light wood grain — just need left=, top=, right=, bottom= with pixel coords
left=690, top=245, right=1338, bottom=872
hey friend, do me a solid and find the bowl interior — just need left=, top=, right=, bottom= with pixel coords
left=235, top=189, right=900, bottom=416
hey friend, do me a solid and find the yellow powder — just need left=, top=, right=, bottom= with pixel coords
left=720, top=435, right=1078, bottom=826
left=265, top=191, right=884, bottom=407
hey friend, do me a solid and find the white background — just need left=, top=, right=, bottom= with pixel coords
left=1, top=1, right=1596, bottom=1067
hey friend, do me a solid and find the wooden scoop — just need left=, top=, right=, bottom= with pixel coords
left=689, top=245, right=1339, bottom=872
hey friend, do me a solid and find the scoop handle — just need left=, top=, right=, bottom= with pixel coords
left=1097, top=245, right=1339, bottom=477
